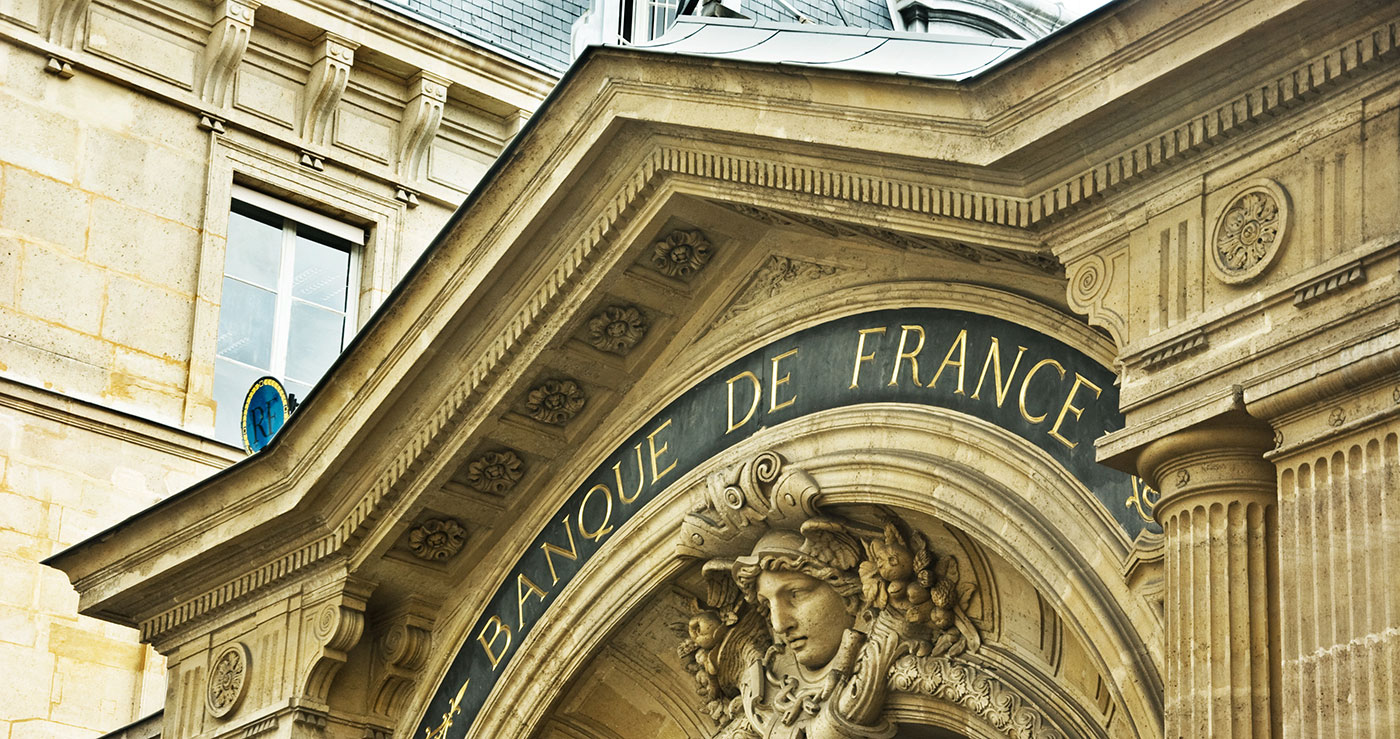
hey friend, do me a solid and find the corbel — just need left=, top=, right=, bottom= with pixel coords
left=300, top=32, right=357, bottom=154
left=298, top=575, right=375, bottom=708
left=45, top=0, right=89, bottom=49
left=197, top=0, right=259, bottom=112
left=395, top=70, right=450, bottom=184
left=368, top=596, right=437, bottom=721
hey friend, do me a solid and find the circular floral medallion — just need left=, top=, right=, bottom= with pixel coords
left=586, top=305, right=647, bottom=355
left=525, top=379, right=586, bottom=425
left=1210, top=180, right=1289, bottom=284
left=408, top=518, right=467, bottom=561
left=650, top=230, right=712, bottom=279
left=206, top=642, right=251, bottom=718
left=465, top=450, right=524, bottom=494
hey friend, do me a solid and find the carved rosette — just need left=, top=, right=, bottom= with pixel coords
left=651, top=230, right=712, bottom=279
left=525, top=380, right=586, bottom=425
left=1210, top=180, right=1288, bottom=284
left=586, top=305, right=647, bottom=355
left=408, top=518, right=466, bottom=561
left=465, top=450, right=524, bottom=494
left=206, top=642, right=251, bottom=718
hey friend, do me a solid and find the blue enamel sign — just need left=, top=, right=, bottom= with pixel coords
left=241, top=376, right=289, bottom=453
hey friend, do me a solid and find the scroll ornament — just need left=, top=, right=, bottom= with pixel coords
left=673, top=452, right=1062, bottom=739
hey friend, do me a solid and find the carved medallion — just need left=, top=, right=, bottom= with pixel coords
left=206, top=642, right=251, bottom=718
left=465, top=450, right=524, bottom=494
left=667, top=451, right=1052, bottom=739
left=408, top=518, right=466, bottom=561
left=651, top=229, right=712, bottom=279
left=1210, top=180, right=1288, bottom=284
left=586, top=305, right=647, bottom=355
left=525, top=379, right=586, bottom=425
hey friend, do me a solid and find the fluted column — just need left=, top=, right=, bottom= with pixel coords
left=1140, top=423, right=1280, bottom=738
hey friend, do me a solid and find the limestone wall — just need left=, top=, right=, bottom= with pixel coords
left=0, top=0, right=553, bottom=732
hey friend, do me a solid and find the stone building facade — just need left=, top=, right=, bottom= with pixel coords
left=24, top=0, right=1400, bottom=739
left=0, top=0, right=555, bottom=732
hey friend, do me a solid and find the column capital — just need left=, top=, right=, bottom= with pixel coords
left=1138, top=420, right=1275, bottom=519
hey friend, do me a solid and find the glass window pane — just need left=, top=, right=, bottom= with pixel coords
left=292, top=233, right=350, bottom=310
left=285, top=301, right=345, bottom=384
left=213, top=358, right=268, bottom=447
left=225, top=209, right=283, bottom=288
left=216, top=277, right=276, bottom=368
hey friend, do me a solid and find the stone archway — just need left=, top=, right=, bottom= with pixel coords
left=473, top=404, right=1162, bottom=739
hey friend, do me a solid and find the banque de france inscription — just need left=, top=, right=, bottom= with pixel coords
left=416, top=308, right=1156, bottom=739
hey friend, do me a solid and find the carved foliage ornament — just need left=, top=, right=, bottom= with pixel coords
left=673, top=452, right=1057, bottom=739
left=586, top=305, right=647, bottom=355
left=525, top=379, right=586, bottom=425
left=207, top=642, right=251, bottom=718
left=1210, top=180, right=1288, bottom=284
left=465, top=450, right=524, bottom=494
left=408, top=518, right=466, bottom=561
left=651, top=229, right=713, bottom=279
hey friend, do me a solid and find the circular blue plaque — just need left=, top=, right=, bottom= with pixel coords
left=241, top=376, right=289, bottom=453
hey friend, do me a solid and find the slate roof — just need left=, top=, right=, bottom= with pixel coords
left=372, top=0, right=589, bottom=72
left=632, top=17, right=1027, bottom=79
left=366, top=0, right=898, bottom=73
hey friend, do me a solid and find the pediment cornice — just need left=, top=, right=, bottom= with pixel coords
left=46, top=0, right=1400, bottom=647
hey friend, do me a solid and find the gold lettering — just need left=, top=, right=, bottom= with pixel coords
left=769, top=348, right=798, bottom=412
left=849, top=327, right=886, bottom=388
left=539, top=516, right=579, bottom=584
left=888, top=325, right=926, bottom=387
left=477, top=615, right=511, bottom=669
left=613, top=443, right=645, bottom=504
left=1018, top=358, right=1066, bottom=424
left=929, top=329, right=969, bottom=394
left=578, top=483, right=614, bottom=541
left=647, top=418, right=677, bottom=481
left=1048, top=374, right=1103, bottom=449
left=971, top=338, right=1027, bottom=406
left=516, top=573, right=549, bottom=628
left=726, top=371, right=761, bottom=433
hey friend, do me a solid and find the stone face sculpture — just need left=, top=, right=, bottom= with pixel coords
left=673, top=451, right=998, bottom=739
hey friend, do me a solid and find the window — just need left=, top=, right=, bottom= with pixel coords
left=212, top=185, right=363, bottom=446
left=620, top=0, right=681, bottom=43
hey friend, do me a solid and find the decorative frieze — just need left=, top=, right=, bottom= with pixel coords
left=1210, top=180, right=1288, bottom=284
left=720, top=255, right=839, bottom=322
left=585, top=305, right=647, bottom=355
left=407, top=518, right=466, bottom=561
left=524, top=379, right=586, bottom=425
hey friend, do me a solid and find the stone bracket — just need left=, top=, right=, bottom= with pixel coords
left=396, top=71, right=449, bottom=183
left=43, top=54, right=75, bottom=78
left=299, top=575, right=375, bottom=707
left=45, top=0, right=89, bottom=48
left=301, top=32, right=357, bottom=150
left=369, top=596, right=437, bottom=719
left=198, top=0, right=259, bottom=109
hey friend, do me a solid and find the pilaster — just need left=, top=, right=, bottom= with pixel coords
left=1253, top=377, right=1400, bottom=738
left=1139, top=422, right=1280, bottom=738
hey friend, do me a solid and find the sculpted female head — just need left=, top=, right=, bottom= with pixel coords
left=732, top=529, right=862, bottom=669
